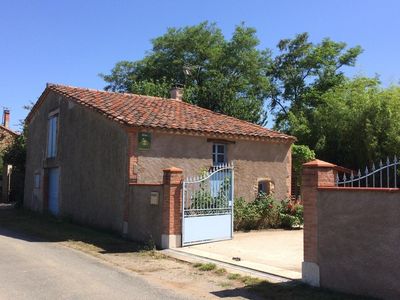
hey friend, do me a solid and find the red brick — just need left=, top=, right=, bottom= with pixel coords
left=301, top=162, right=336, bottom=264
left=162, top=168, right=183, bottom=235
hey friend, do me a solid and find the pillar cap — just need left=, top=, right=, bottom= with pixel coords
left=163, top=167, right=183, bottom=173
left=303, top=159, right=354, bottom=173
left=303, top=159, right=337, bottom=168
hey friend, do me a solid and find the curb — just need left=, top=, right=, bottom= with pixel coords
left=162, top=248, right=299, bottom=284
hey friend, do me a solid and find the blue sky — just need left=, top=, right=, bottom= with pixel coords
left=1, top=0, right=399, bottom=131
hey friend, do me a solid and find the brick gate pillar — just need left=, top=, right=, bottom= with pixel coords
left=301, top=159, right=337, bottom=287
left=161, top=167, right=183, bottom=249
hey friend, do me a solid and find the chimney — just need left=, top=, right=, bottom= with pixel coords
left=3, top=109, right=10, bottom=128
left=170, top=87, right=183, bottom=101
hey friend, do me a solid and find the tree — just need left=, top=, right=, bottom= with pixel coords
left=292, top=144, right=315, bottom=198
left=267, top=33, right=363, bottom=134
left=2, top=103, right=32, bottom=204
left=101, top=22, right=272, bottom=125
left=3, top=127, right=26, bottom=173
left=306, top=77, right=400, bottom=168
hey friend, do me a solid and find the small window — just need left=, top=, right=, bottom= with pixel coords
left=34, top=173, right=41, bottom=189
left=47, top=114, right=58, bottom=158
left=212, top=143, right=226, bottom=166
left=258, top=179, right=274, bottom=196
left=138, top=132, right=151, bottom=150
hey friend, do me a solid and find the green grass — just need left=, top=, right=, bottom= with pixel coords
left=198, top=263, right=217, bottom=271
left=240, top=275, right=263, bottom=285
left=193, top=262, right=203, bottom=268
left=227, top=273, right=242, bottom=280
left=193, top=262, right=217, bottom=271
left=214, top=268, right=227, bottom=276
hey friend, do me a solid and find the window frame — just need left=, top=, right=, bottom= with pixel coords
left=212, top=143, right=227, bottom=166
left=257, top=179, right=273, bottom=196
left=47, top=111, right=59, bottom=158
left=34, top=173, right=41, bottom=189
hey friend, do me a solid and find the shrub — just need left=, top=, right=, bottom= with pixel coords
left=234, top=195, right=304, bottom=231
left=278, top=199, right=304, bottom=229
left=234, top=193, right=280, bottom=231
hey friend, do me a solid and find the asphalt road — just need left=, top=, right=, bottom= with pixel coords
left=0, top=228, right=191, bottom=300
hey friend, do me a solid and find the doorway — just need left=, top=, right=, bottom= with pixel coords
left=48, top=168, right=60, bottom=215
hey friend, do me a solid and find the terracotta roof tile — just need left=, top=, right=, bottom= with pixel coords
left=28, top=83, right=295, bottom=142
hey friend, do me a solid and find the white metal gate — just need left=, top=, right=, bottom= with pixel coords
left=182, top=163, right=234, bottom=246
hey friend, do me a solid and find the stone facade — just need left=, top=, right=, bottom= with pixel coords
left=133, top=131, right=292, bottom=201
left=0, top=111, right=19, bottom=203
left=25, top=89, right=293, bottom=246
left=24, top=91, right=128, bottom=231
left=0, top=127, right=17, bottom=154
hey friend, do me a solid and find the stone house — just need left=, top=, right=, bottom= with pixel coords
left=0, top=109, right=19, bottom=202
left=24, top=83, right=295, bottom=244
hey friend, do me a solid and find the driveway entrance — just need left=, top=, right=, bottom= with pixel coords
left=175, top=229, right=302, bottom=279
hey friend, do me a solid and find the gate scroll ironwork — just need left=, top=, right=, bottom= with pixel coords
left=182, top=163, right=234, bottom=246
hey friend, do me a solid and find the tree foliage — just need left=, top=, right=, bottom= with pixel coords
left=292, top=144, right=315, bottom=198
left=267, top=32, right=363, bottom=132
left=101, top=23, right=400, bottom=169
left=304, top=77, right=400, bottom=168
left=101, top=22, right=271, bottom=124
left=3, top=126, right=27, bottom=173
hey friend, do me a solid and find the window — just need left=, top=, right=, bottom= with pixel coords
left=138, top=132, right=151, bottom=150
left=212, top=143, right=226, bottom=166
left=34, top=173, right=41, bottom=189
left=258, top=179, right=274, bottom=196
left=47, top=114, right=58, bottom=158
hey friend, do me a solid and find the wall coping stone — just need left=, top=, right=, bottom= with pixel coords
left=318, top=187, right=400, bottom=192
left=163, top=167, right=184, bottom=173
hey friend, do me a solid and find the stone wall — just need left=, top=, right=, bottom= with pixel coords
left=24, top=91, right=128, bottom=232
left=127, top=184, right=164, bottom=247
left=133, top=131, right=292, bottom=201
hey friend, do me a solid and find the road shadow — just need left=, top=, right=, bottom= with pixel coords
left=0, top=206, right=148, bottom=254
left=212, top=280, right=375, bottom=300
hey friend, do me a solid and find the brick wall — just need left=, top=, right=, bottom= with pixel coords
left=301, top=160, right=337, bottom=286
left=316, top=188, right=400, bottom=299
left=125, top=167, right=183, bottom=248
left=162, top=167, right=183, bottom=236
left=301, top=159, right=400, bottom=299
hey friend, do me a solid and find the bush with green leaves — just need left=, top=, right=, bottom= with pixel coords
left=234, top=195, right=303, bottom=231
left=278, top=199, right=304, bottom=229
left=234, top=193, right=280, bottom=231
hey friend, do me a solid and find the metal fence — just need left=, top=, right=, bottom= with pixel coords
left=336, top=157, right=399, bottom=188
